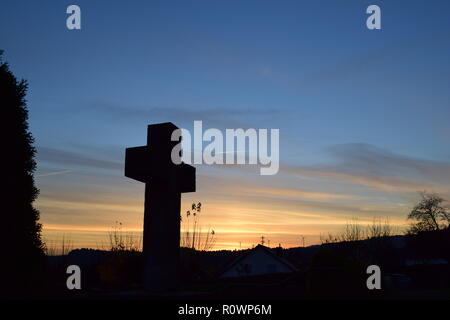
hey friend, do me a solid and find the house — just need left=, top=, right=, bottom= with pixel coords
left=220, top=245, right=297, bottom=278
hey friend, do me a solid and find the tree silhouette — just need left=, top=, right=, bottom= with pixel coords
left=0, top=51, right=45, bottom=296
left=407, top=192, right=450, bottom=234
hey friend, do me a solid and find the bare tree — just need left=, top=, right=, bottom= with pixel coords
left=339, top=218, right=363, bottom=242
left=320, top=233, right=338, bottom=244
left=367, top=217, right=392, bottom=239
left=408, top=192, right=450, bottom=234
left=108, top=221, right=141, bottom=252
left=44, top=234, right=73, bottom=256
left=320, top=217, right=393, bottom=244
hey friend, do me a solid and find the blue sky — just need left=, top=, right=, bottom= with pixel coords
left=2, top=0, right=450, bottom=249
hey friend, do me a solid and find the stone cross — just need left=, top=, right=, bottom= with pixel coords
left=125, top=122, right=195, bottom=291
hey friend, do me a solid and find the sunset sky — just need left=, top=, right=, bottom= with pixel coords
left=2, top=0, right=450, bottom=250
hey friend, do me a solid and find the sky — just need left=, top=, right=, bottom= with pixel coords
left=2, top=0, right=450, bottom=250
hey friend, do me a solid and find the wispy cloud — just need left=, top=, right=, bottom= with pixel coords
left=37, top=146, right=123, bottom=171
left=87, top=102, right=278, bottom=128
left=240, top=187, right=354, bottom=201
left=283, top=143, right=450, bottom=194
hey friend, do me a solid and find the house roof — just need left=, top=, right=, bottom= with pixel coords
left=219, top=245, right=298, bottom=277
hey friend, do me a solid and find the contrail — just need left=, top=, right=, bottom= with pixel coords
left=36, top=170, right=72, bottom=177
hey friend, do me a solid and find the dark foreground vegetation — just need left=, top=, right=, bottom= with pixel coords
left=39, top=227, right=450, bottom=300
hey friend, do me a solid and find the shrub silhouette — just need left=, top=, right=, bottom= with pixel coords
left=0, top=51, right=45, bottom=297
left=181, top=202, right=216, bottom=251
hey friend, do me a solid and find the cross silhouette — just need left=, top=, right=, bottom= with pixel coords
left=125, top=122, right=195, bottom=291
